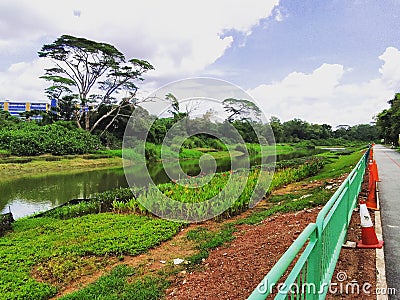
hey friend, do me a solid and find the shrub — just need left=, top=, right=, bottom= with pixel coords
left=0, top=149, right=10, bottom=158
left=0, top=123, right=102, bottom=156
left=144, top=143, right=161, bottom=161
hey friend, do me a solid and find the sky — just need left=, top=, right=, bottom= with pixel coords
left=1, top=0, right=400, bottom=127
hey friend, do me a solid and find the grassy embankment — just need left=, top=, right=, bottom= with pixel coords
left=0, top=144, right=295, bottom=182
left=0, top=156, right=123, bottom=182
left=0, top=145, right=365, bottom=299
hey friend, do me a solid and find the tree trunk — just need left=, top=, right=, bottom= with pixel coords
left=85, top=111, right=90, bottom=131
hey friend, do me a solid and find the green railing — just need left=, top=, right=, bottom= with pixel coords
left=248, top=147, right=370, bottom=299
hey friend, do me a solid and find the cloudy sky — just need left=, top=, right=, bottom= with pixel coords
left=1, top=0, right=400, bottom=126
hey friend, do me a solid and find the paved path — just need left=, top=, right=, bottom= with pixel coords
left=374, top=144, right=400, bottom=299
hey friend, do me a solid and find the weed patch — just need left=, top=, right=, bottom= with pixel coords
left=0, top=214, right=181, bottom=299
left=185, top=224, right=236, bottom=266
left=61, top=265, right=168, bottom=300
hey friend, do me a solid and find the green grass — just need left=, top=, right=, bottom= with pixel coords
left=61, top=265, right=168, bottom=300
left=0, top=213, right=182, bottom=299
left=231, top=143, right=295, bottom=156
left=0, top=156, right=123, bottom=182
left=235, top=149, right=366, bottom=225
left=185, top=224, right=237, bottom=265
left=112, top=157, right=325, bottom=220
left=311, top=150, right=364, bottom=180
left=96, top=149, right=123, bottom=157
left=235, top=186, right=335, bottom=225
left=0, top=145, right=366, bottom=299
left=98, top=142, right=324, bottom=161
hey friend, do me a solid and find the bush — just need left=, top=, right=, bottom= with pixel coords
left=144, top=143, right=161, bottom=161
left=37, top=188, right=136, bottom=220
left=0, top=149, right=10, bottom=158
left=208, top=138, right=227, bottom=151
left=0, top=123, right=102, bottom=156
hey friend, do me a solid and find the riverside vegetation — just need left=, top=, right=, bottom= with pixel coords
left=0, top=145, right=366, bottom=299
left=0, top=34, right=381, bottom=299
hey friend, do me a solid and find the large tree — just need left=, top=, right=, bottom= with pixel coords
left=222, top=98, right=261, bottom=123
left=39, top=35, right=154, bottom=132
left=376, top=93, right=400, bottom=145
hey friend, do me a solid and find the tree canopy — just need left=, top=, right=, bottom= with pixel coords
left=38, top=35, right=154, bottom=132
left=222, top=98, right=261, bottom=122
left=376, top=93, right=400, bottom=145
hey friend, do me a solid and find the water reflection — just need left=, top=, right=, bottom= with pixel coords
left=0, top=148, right=324, bottom=218
left=0, top=169, right=129, bottom=219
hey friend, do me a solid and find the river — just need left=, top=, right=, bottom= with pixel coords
left=0, top=149, right=324, bottom=219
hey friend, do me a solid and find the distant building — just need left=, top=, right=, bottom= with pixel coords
left=0, top=100, right=56, bottom=120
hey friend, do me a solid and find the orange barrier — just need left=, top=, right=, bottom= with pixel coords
left=368, top=160, right=380, bottom=182
left=366, top=146, right=380, bottom=210
left=369, top=147, right=374, bottom=162
left=366, top=175, right=379, bottom=210
left=357, top=201, right=384, bottom=249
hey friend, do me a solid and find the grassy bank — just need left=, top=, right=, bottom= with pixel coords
left=312, top=148, right=364, bottom=180
left=0, top=143, right=304, bottom=182
left=0, top=156, right=123, bottom=182
left=0, top=146, right=366, bottom=299
left=0, top=214, right=182, bottom=299
left=57, top=149, right=366, bottom=299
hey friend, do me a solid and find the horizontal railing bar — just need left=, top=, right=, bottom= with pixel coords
left=275, top=239, right=318, bottom=300
left=316, top=155, right=364, bottom=236
left=315, top=178, right=348, bottom=229
left=322, top=186, right=348, bottom=230
left=247, top=148, right=369, bottom=300
left=319, top=228, right=349, bottom=298
left=248, top=223, right=318, bottom=300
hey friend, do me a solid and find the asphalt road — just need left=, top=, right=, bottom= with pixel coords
left=374, top=144, right=400, bottom=299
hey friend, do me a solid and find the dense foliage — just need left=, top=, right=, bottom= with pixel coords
left=134, top=112, right=377, bottom=149
left=112, top=157, right=325, bottom=220
left=61, top=265, right=168, bottom=300
left=0, top=214, right=181, bottom=299
left=0, top=118, right=101, bottom=156
left=269, top=117, right=378, bottom=143
left=39, top=35, right=154, bottom=132
left=376, top=93, right=400, bottom=146
left=1, top=94, right=377, bottom=158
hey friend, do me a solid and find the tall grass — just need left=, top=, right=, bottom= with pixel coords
left=61, top=265, right=169, bottom=300
left=112, top=157, right=325, bottom=220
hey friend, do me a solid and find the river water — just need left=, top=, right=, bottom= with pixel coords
left=0, top=149, right=323, bottom=219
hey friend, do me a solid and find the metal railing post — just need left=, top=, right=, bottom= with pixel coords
left=247, top=148, right=371, bottom=300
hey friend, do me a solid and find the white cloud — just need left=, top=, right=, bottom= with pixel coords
left=0, top=0, right=280, bottom=101
left=378, top=46, right=400, bottom=88
left=273, top=7, right=288, bottom=22
left=0, top=59, right=50, bottom=101
left=0, top=0, right=279, bottom=74
left=248, top=47, right=400, bottom=127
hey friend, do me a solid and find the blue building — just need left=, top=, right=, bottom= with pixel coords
left=0, top=100, right=54, bottom=120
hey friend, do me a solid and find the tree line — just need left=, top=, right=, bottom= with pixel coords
left=376, top=93, right=400, bottom=146
left=0, top=34, right=380, bottom=156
